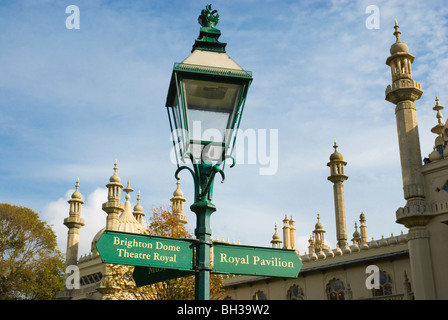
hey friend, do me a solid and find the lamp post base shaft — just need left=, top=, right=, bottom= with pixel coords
left=191, top=201, right=216, bottom=300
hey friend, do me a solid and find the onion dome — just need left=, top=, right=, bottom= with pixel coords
left=352, top=222, right=361, bottom=241
left=334, top=244, right=343, bottom=256
left=325, top=248, right=334, bottom=258
left=272, top=223, right=281, bottom=240
left=360, top=212, right=366, bottom=221
left=369, top=237, right=379, bottom=248
left=301, top=252, right=310, bottom=262
left=71, top=177, right=83, bottom=200
left=388, top=233, right=398, bottom=245
left=342, top=242, right=351, bottom=254
left=398, top=231, right=408, bottom=243
left=379, top=235, right=389, bottom=247
left=172, top=179, right=184, bottom=197
left=109, top=160, right=121, bottom=183
left=329, top=140, right=343, bottom=161
left=270, top=223, right=282, bottom=248
left=360, top=241, right=369, bottom=250
left=133, top=191, right=144, bottom=212
left=317, top=249, right=326, bottom=260
left=390, top=20, right=409, bottom=54
left=314, top=212, right=324, bottom=230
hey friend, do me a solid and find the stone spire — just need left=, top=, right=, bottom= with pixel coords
left=351, top=222, right=361, bottom=245
left=327, top=140, right=348, bottom=248
left=133, top=191, right=145, bottom=224
left=428, top=96, right=445, bottom=161
left=312, top=212, right=328, bottom=252
left=359, top=212, right=368, bottom=244
left=270, top=223, right=282, bottom=248
left=170, top=179, right=188, bottom=225
left=64, top=178, right=85, bottom=267
left=102, top=160, right=125, bottom=231
left=118, top=180, right=145, bottom=234
left=282, top=215, right=291, bottom=249
left=289, top=216, right=296, bottom=250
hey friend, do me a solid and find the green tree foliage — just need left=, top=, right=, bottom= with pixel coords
left=0, top=203, right=65, bottom=299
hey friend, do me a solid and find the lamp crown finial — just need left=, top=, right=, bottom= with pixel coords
left=198, top=4, right=219, bottom=28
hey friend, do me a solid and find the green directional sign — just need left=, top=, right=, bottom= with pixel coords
left=133, top=266, right=193, bottom=287
left=96, top=230, right=196, bottom=271
left=212, top=242, right=302, bottom=278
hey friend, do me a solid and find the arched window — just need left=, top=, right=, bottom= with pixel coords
left=287, top=284, right=304, bottom=300
left=326, top=278, right=345, bottom=300
left=253, top=290, right=267, bottom=300
left=372, top=271, right=393, bottom=297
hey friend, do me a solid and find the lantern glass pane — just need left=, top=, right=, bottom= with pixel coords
left=183, top=79, right=242, bottom=145
left=171, top=94, right=188, bottom=157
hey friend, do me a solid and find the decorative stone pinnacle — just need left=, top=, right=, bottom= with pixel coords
left=431, top=96, right=445, bottom=136
left=123, top=180, right=133, bottom=200
left=394, top=19, right=401, bottom=42
left=435, top=96, right=443, bottom=122
left=108, top=159, right=122, bottom=184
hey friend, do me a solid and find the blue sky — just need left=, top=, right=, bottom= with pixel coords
left=1, top=0, right=448, bottom=255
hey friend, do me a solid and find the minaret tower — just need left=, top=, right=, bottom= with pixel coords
left=385, top=21, right=436, bottom=299
left=359, top=212, right=368, bottom=244
left=63, top=178, right=85, bottom=267
left=282, top=215, right=291, bottom=249
left=385, top=20, right=425, bottom=208
left=170, top=179, right=188, bottom=225
left=327, top=140, right=348, bottom=248
left=102, top=160, right=125, bottom=231
left=289, top=216, right=296, bottom=250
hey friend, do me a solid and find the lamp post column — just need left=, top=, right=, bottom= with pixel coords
left=166, top=4, right=253, bottom=300
left=191, top=201, right=216, bottom=300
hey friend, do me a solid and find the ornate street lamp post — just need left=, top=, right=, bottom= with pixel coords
left=165, top=5, right=252, bottom=300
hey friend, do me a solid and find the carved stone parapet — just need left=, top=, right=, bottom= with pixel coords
left=396, top=199, right=432, bottom=228
left=385, top=79, right=423, bottom=104
left=327, top=175, right=348, bottom=183
left=102, top=201, right=125, bottom=213
left=63, top=216, right=85, bottom=229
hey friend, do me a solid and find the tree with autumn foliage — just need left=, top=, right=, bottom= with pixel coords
left=143, top=205, right=226, bottom=300
left=0, top=203, right=65, bottom=299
